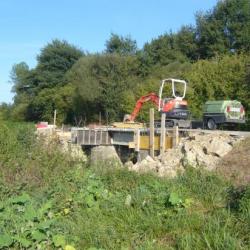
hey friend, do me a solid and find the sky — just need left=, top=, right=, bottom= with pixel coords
left=0, top=0, right=218, bottom=103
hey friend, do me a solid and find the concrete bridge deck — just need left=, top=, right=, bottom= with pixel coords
left=71, top=126, right=250, bottom=154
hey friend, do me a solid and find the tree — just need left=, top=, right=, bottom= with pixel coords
left=11, top=39, right=84, bottom=122
left=214, top=0, right=250, bottom=52
left=36, top=39, right=84, bottom=88
left=175, top=26, right=198, bottom=61
left=10, top=62, right=30, bottom=94
left=10, top=62, right=35, bottom=120
left=195, top=0, right=250, bottom=58
left=0, top=103, right=12, bottom=120
left=142, top=32, right=188, bottom=67
left=184, top=54, right=250, bottom=118
left=105, top=33, right=137, bottom=55
left=68, top=54, right=140, bottom=122
left=195, top=11, right=228, bottom=59
left=26, top=84, right=75, bottom=123
left=8, top=0, right=250, bottom=125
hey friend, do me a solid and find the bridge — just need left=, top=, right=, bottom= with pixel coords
left=71, top=125, right=250, bottom=162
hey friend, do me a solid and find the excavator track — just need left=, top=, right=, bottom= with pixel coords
left=154, top=119, right=191, bottom=128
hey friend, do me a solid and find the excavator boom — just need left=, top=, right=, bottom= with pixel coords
left=124, top=93, right=189, bottom=122
left=124, top=93, right=160, bottom=122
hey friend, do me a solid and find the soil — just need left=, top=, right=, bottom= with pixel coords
left=216, top=137, right=250, bottom=186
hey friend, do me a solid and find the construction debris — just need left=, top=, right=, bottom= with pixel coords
left=37, top=126, right=87, bottom=162
left=127, top=132, right=243, bottom=177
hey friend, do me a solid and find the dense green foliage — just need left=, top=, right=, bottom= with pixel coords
left=196, top=0, right=250, bottom=58
left=185, top=54, right=250, bottom=118
left=8, top=40, right=83, bottom=123
left=67, top=54, right=140, bottom=122
left=1, top=0, right=250, bottom=125
left=1, top=2, right=249, bottom=248
left=105, top=33, right=138, bottom=55
left=0, top=122, right=250, bottom=249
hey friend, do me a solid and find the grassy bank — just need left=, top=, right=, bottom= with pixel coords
left=0, top=122, right=249, bottom=249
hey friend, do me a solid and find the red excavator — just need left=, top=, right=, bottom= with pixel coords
left=123, top=78, right=190, bottom=127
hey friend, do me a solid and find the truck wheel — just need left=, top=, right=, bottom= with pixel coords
left=207, top=118, right=217, bottom=130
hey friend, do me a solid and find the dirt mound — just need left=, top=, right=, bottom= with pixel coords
left=128, top=132, right=244, bottom=178
left=216, top=137, right=250, bottom=186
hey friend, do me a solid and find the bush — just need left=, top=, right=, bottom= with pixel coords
left=0, top=122, right=249, bottom=249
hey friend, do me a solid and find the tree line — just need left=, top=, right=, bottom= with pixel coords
left=1, top=0, right=250, bottom=125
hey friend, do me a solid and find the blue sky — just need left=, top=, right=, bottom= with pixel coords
left=0, top=0, right=217, bottom=103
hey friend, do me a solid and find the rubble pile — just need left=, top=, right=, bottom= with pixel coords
left=56, top=131, right=87, bottom=162
left=37, top=128, right=87, bottom=162
left=127, top=132, right=242, bottom=177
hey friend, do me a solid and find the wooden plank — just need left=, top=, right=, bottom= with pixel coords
left=160, top=113, right=166, bottom=155
left=140, top=136, right=159, bottom=149
left=140, top=135, right=172, bottom=150
left=149, top=108, right=155, bottom=158
left=172, top=125, right=179, bottom=147
left=166, top=136, right=172, bottom=149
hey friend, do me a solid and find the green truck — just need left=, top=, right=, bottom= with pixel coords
left=203, top=100, right=246, bottom=130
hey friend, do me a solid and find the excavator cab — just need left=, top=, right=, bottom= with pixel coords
left=157, top=78, right=189, bottom=122
left=158, top=78, right=187, bottom=111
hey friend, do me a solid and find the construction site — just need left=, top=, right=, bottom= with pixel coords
left=37, top=78, right=250, bottom=179
left=1, top=1, right=250, bottom=249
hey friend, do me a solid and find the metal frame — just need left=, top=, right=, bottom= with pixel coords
left=158, top=78, right=187, bottom=111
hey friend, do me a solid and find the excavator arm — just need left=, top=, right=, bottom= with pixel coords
left=124, top=92, right=161, bottom=122
left=122, top=78, right=190, bottom=126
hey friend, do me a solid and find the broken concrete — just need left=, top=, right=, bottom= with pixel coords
left=127, top=132, right=242, bottom=178
left=37, top=129, right=87, bottom=162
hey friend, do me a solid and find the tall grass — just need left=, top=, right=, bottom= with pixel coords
left=0, top=122, right=249, bottom=249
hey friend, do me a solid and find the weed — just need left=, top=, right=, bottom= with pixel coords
left=0, top=122, right=249, bottom=249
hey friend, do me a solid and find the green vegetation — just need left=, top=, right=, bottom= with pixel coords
left=1, top=1, right=249, bottom=249
left=1, top=0, right=249, bottom=125
left=0, top=122, right=249, bottom=249
left=184, top=54, right=250, bottom=118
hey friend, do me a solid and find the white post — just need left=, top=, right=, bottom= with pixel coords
left=135, top=129, right=140, bottom=152
left=149, top=108, right=155, bottom=158
left=53, top=109, right=57, bottom=128
left=160, top=113, right=166, bottom=155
